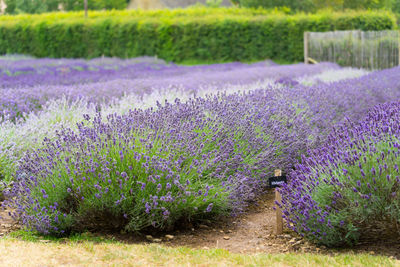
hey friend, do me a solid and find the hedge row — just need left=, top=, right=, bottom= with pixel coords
left=0, top=8, right=396, bottom=62
left=0, top=7, right=285, bottom=21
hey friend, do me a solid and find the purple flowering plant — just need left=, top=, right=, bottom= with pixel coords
left=0, top=58, right=337, bottom=122
left=279, top=102, right=400, bottom=246
left=5, top=88, right=310, bottom=235
left=7, top=111, right=230, bottom=234
left=0, top=58, right=338, bottom=188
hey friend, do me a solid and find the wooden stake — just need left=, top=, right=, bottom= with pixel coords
left=274, top=169, right=283, bottom=235
left=398, top=30, right=400, bottom=67
left=304, top=32, right=309, bottom=64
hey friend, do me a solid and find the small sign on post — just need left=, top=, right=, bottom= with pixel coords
left=269, top=169, right=286, bottom=235
left=269, top=169, right=287, bottom=188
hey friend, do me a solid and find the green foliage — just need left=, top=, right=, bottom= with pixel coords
left=234, top=0, right=393, bottom=12
left=238, top=0, right=316, bottom=12
left=5, top=0, right=59, bottom=14
left=206, top=0, right=223, bottom=8
left=0, top=8, right=395, bottom=62
left=342, top=0, right=390, bottom=10
left=4, top=0, right=127, bottom=14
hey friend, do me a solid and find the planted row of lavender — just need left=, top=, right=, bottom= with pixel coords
left=1, top=58, right=338, bottom=122
left=275, top=66, right=400, bottom=246
left=279, top=101, right=400, bottom=246
left=283, top=66, right=400, bottom=141
left=0, top=57, right=277, bottom=90
left=6, top=90, right=312, bottom=234
left=0, top=56, right=170, bottom=88
left=0, top=79, right=283, bottom=184
left=0, top=62, right=365, bottom=184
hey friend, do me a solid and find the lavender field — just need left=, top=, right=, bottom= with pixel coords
left=1, top=56, right=399, bottom=247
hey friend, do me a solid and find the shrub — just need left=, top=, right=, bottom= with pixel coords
left=6, top=90, right=311, bottom=235
left=5, top=0, right=59, bottom=14
left=0, top=8, right=395, bottom=62
left=234, top=0, right=391, bottom=12
left=237, top=0, right=315, bottom=12
left=279, top=101, right=400, bottom=247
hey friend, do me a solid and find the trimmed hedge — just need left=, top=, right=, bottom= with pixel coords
left=0, top=8, right=396, bottom=62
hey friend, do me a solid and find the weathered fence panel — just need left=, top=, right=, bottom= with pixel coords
left=305, top=30, right=400, bottom=69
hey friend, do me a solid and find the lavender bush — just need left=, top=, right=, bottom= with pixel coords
left=5, top=89, right=311, bottom=234
left=279, top=101, right=400, bottom=247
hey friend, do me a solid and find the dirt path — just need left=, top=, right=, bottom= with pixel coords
left=163, top=190, right=400, bottom=259
left=0, top=203, right=19, bottom=237
left=167, top=189, right=294, bottom=254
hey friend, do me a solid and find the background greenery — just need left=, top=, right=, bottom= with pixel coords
left=4, top=0, right=128, bottom=14
left=234, top=0, right=400, bottom=13
left=0, top=8, right=395, bottom=63
left=4, top=0, right=400, bottom=15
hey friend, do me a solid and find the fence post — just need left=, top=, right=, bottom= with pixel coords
left=84, top=0, right=88, bottom=18
left=358, top=30, right=362, bottom=69
left=304, top=32, right=309, bottom=64
left=274, top=169, right=283, bottom=235
left=398, top=30, right=400, bottom=66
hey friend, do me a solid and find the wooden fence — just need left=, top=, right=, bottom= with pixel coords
left=304, top=30, right=400, bottom=69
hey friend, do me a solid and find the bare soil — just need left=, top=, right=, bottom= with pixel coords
left=0, top=203, right=20, bottom=237
left=1, top=189, right=399, bottom=259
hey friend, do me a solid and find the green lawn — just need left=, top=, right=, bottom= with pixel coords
left=1, top=231, right=398, bottom=267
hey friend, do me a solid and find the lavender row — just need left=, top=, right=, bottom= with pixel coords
left=288, top=66, right=400, bottom=140
left=5, top=89, right=312, bottom=234
left=279, top=101, right=400, bottom=246
left=0, top=80, right=277, bottom=183
left=0, top=57, right=276, bottom=89
left=1, top=60, right=338, bottom=122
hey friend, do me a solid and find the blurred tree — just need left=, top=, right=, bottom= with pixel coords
left=5, top=0, right=59, bottom=13
left=343, top=0, right=387, bottom=9
left=232, top=0, right=393, bottom=12
left=393, top=0, right=400, bottom=12
left=206, top=0, right=223, bottom=8
left=313, top=0, right=344, bottom=9
left=4, top=0, right=127, bottom=13
left=237, top=0, right=316, bottom=12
